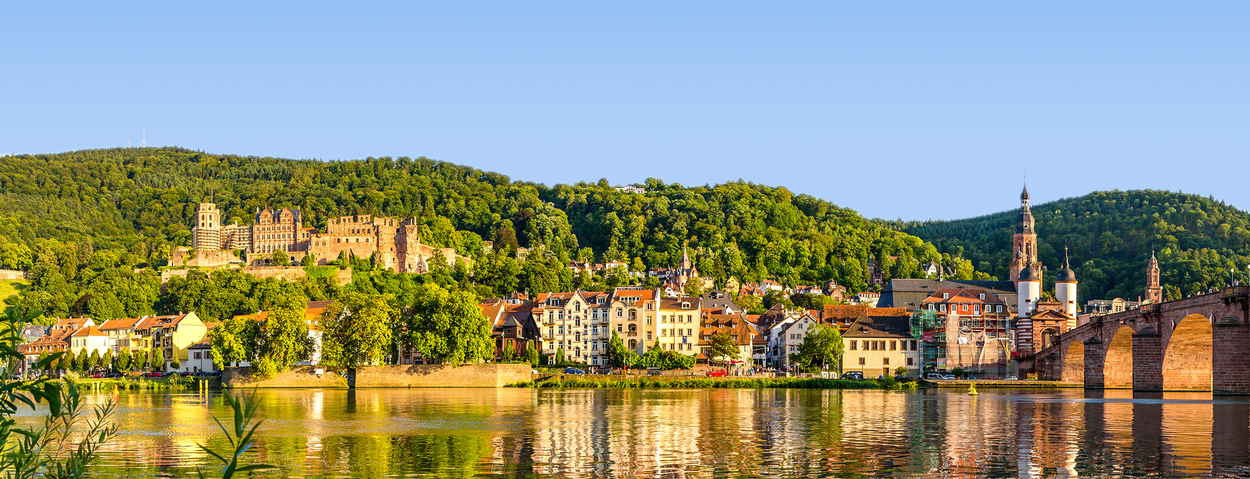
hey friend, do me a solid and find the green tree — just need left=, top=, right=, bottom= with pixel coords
left=789, top=323, right=844, bottom=373
left=272, top=250, right=290, bottom=267
left=708, top=331, right=740, bottom=363
left=400, top=284, right=491, bottom=365
left=209, top=314, right=256, bottom=369
left=117, top=348, right=132, bottom=372
left=135, top=349, right=148, bottom=371
left=606, top=331, right=638, bottom=368
left=526, top=340, right=539, bottom=366
left=894, top=366, right=909, bottom=378
left=102, top=349, right=113, bottom=371
left=321, top=292, right=395, bottom=388
left=88, top=349, right=101, bottom=371
left=170, top=355, right=181, bottom=371
left=76, top=349, right=88, bottom=371
left=555, top=347, right=565, bottom=366
left=252, top=298, right=311, bottom=378
left=301, top=252, right=316, bottom=266
left=683, top=280, right=703, bottom=298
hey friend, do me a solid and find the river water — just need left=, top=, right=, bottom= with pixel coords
left=35, top=387, right=1250, bottom=477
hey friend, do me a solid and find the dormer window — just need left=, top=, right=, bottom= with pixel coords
left=979, top=293, right=985, bottom=300
left=942, top=293, right=949, bottom=300
left=681, top=302, right=690, bottom=309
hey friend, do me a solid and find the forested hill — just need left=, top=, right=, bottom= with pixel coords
left=0, top=147, right=970, bottom=318
left=898, top=190, right=1250, bottom=302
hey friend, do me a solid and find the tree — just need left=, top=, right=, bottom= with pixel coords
left=252, top=298, right=311, bottom=378
left=400, top=284, right=491, bottom=365
left=683, top=280, right=703, bottom=298
left=321, top=292, right=395, bottom=388
left=88, top=350, right=101, bottom=371
left=606, top=331, right=639, bottom=368
left=555, top=347, right=565, bottom=366
left=102, top=349, right=113, bottom=371
left=209, top=314, right=257, bottom=369
left=135, top=349, right=148, bottom=371
left=708, top=331, right=740, bottom=363
left=894, top=366, right=909, bottom=378
left=526, top=340, right=539, bottom=366
left=301, top=252, right=316, bottom=267
left=117, top=348, right=132, bottom=372
left=171, top=354, right=182, bottom=371
left=76, top=349, right=89, bottom=371
left=272, top=250, right=290, bottom=267
left=788, top=323, right=844, bottom=373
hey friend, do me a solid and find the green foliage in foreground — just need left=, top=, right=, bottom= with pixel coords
left=510, top=377, right=918, bottom=390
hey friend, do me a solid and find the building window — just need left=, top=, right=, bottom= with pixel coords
left=890, top=341, right=897, bottom=350
left=940, top=304, right=946, bottom=312
left=859, top=357, right=866, bottom=365
left=883, top=358, right=889, bottom=366
left=850, top=341, right=857, bottom=350
left=907, top=358, right=914, bottom=366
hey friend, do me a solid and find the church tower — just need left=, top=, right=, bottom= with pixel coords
left=1145, top=251, right=1162, bottom=303
left=1010, top=186, right=1038, bottom=284
left=681, top=245, right=692, bottom=270
left=1054, top=247, right=1078, bottom=319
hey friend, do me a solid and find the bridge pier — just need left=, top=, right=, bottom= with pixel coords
left=1213, top=322, right=1250, bottom=394
left=1133, top=330, right=1164, bottom=391
left=1083, top=337, right=1109, bottom=389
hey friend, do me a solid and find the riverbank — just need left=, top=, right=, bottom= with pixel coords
left=511, top=376, right=919, bottom=389
left=223, top=364, right=532, bottom=388
left=922, top=379, right=1082, bottom=389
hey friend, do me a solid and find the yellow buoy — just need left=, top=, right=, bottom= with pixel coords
left=968, top=383, right=979, bottom=396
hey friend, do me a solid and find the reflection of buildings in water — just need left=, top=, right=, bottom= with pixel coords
left=1013, top=394, right=1080, bottom=478
left=528, top=390, right=608, bottom=478
left=940, top=392, right=1016, bottom=477
left=607, top=390, right=703, bottom=478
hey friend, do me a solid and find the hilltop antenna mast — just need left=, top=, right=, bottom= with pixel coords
left=142, top=128, right=146, bottom=148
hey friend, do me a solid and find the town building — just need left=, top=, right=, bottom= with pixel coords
left=916, top=288, right=1013, bottom=376
left=185, top=339, right=217, bottom=373
left=698, top=312, right=754, bottom=366
left=68, top=325, right=109, bottom=358
left=655, top=296, right=702, bottom=356
left=842, top=315, right=921, bottom=377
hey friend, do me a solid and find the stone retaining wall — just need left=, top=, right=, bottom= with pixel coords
left=223, top=363, right=531, bottom=388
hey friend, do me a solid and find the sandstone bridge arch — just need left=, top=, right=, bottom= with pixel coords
left=1037, top=287, right=1250, bottom=393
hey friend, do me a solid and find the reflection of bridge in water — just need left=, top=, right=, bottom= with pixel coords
left=1037, top=286, right=1250, bottom=393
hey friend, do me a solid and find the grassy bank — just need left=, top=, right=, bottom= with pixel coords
left=511, top=376, right=918, bottom=390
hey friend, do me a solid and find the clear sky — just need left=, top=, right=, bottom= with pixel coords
left=2, top=2, right=1247, bottom=221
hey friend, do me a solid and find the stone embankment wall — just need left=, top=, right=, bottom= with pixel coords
left=160, top=266, right=352, bottom=286
left=223, top=364, right=531, bottom=388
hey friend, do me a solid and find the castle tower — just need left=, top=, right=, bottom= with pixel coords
left=1017, top=260, right=1041, bottom=317
left=1010, top=185, right=1038, bottom=284
left=1054, top=247, right=1078, bottom=319
left=191, top=203, right=222, bottom=251
left=1145, top=251, right=1162, bottom=303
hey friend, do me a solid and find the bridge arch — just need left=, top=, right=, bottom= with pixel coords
left=1062, top=340, right=1084, bottom=384
left=1162, top=314, right=1213, bottom=391
left=1104, top=326, right=1134, bottom=388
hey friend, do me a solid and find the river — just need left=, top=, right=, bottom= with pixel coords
left=28, top=387, right=1250, bottom=477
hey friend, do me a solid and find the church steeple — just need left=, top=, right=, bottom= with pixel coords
left=1145, top=250, right=1162, bottom=303
left=1010, top=185, right=1038, bottom=284
left=681, top=244, right=691, bottom=270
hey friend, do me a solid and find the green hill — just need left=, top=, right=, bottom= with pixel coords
left=0, top=147, right=961, bottom=319
left=898, top=190, right=1250, bottom=302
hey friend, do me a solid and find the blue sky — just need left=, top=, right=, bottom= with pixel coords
left=2, top=2, right=1247, bottom=221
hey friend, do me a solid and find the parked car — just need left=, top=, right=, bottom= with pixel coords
left=942, top=374, right=956, bottom=380
left=647, top=369, right=663, bottom=376
left=142, top=371, right=164, bottom=378
left=707, top=370, right=728, bottom=377
left=841, top=371, right=864, bottom=380
left=925, top=372, right=945, bottom=380
left=1005, top=376, right=1019, bottom=381
left=91, top=372, right=106, bottom=378
left=106, top=372, right=124, bottom=378
left=563, top=367, right=586, bottom=375
left=596, top=369, right=613, bottom=375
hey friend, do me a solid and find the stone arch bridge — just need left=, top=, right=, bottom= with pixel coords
left=1036, top=286, right=1250, bottom=394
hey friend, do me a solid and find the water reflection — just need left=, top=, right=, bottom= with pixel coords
left=51, top=388, right=1250, bottom=478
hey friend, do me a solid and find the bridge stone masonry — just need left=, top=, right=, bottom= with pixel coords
left=1036, top=286, right=1250, bottom=394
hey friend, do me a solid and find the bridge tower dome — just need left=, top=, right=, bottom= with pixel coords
left=1055, top=247, right=1078, bottom=320
left=1010, top=185, right=1038, bottom=284
left=1017, top=259, right=1042, bottom=317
